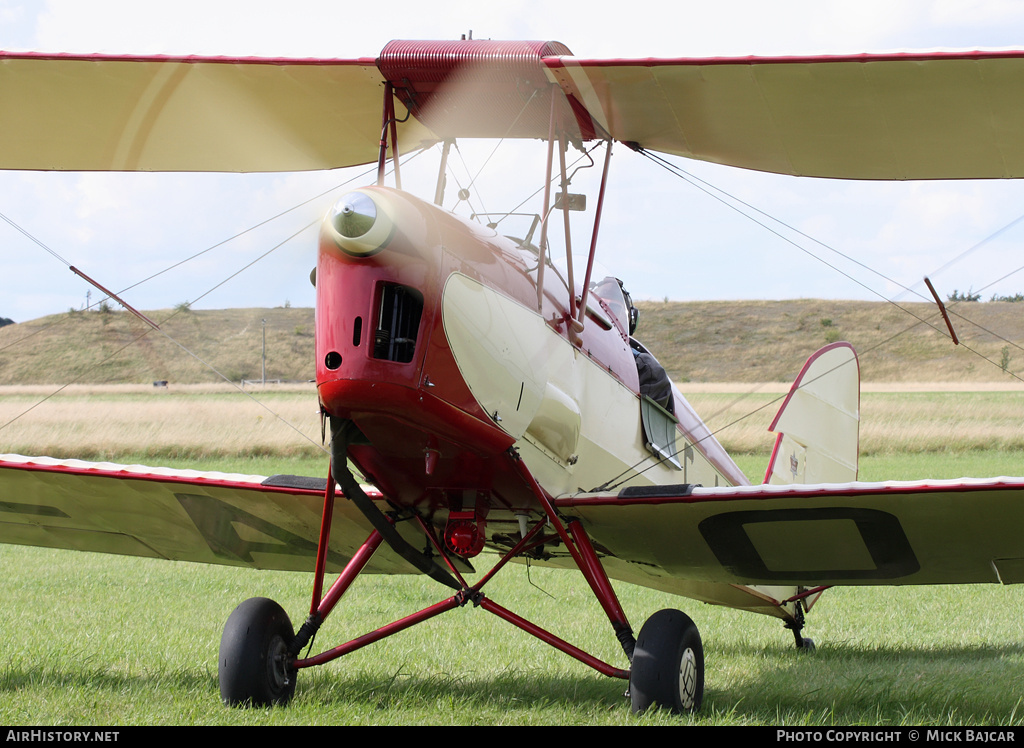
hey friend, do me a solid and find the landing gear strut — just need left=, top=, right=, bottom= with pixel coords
left=215, top=433, right=716, bottom=714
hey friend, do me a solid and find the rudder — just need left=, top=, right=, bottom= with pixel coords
left=764, top=342, right=860, bottom=485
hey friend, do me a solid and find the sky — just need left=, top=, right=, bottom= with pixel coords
left=4, top=0, right=1024, bottom=322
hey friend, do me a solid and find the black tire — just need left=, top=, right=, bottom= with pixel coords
left=219, top=597, right=297, bottom=707
left=629, top=608, right=704, bottom=714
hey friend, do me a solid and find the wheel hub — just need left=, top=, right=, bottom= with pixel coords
left=267, top=635, right=292, bottom=694
left=678, top=646, right=698, bottom=710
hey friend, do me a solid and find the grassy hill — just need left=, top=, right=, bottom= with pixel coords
left=636, top=298, right=1024, bottom=384
left=0, top=298, right=1021, bottom=385
left=0, top=306, right=315, bottom=385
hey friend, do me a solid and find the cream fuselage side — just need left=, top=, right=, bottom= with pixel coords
left=442, top=270, right=741, bottom=497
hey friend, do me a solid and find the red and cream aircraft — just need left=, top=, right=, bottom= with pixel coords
left=2, top=39, right=1024, bottom=714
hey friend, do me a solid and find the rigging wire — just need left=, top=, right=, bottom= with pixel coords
left=0, top=163, right=381, bottom=356
left=9, top=140, right=1024, bottom=487
left=445, top=86, right=598, bottom=227
left=495, top=141, right=603, bottom=229
left=590, top=150, right=1024, bottom=492
left=0, top=219, right=329, bottom=454
left=641, top=149, right=1024, bottom=360
left=466, top=88, right=541, bottom=196
left=596, top=309, right=1024, bottom=493
left=0, top=160, right=395, bottom=448
left=641, top=149, right=1024, bottom=362
left=640, top=150, right=928, bottom=305
left=118, top=169, right=377, bottom=297
left=893, top=212, right=1024, bottom=302
left=0, top=211, right=72, bottom=266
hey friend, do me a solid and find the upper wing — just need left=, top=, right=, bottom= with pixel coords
left=548, top=49, right=1024, bottom=179
left=0, top=453, right=419, bottom=574
left=557, top=477, right=1024, bottom=588
left=0, top=52, right=435, bottom=172
left=6, top=45, right=1024, bottom=179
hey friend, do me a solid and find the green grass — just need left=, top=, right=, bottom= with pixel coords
left=2, top=544, right=1023, bottom=725
left=733, top=450, right=1024, bottom=484
left=2, top=450, right=1024, bottom=725
left=3, top=419, right=1024, bottom=727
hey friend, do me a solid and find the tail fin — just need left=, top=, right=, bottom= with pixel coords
left=764, top=342, right=860, bottom=485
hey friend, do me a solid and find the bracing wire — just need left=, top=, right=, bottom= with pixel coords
left=641, top=149, right=1024, bottom=361
left=0, top=162, right=380, bottom=355
left=0, top=219, right=329, bottom=453
left=590, top=150, right=1024, bottom=493
left=0, top=159, right=402, bottom=448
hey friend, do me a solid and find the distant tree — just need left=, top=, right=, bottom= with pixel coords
left=947, top=289, right=981, bottom=302
left=991, top=292, right=1024, bottom=302
left=0, top=316, right=13, bottom=328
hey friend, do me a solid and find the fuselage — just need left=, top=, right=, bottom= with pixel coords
left=314, top=186, right=748, bottom=550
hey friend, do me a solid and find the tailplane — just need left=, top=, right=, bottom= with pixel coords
left=764, top=342, right=860, bottom=485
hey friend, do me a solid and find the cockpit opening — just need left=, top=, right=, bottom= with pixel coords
left=590, top=276, right=638, bottom=337
left=599, top=277, right=673, bottom=415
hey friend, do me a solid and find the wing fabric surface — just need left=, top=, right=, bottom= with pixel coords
left=0, top=53, right=434, bottom=172
left=550, top=49, right=1024, bottom=179
left=6, top=459, right=1024, bottom=617
left=0, top=454, right=418, bottom=574
left=5, top=46, right=1024, bottom=179
left=557, top=477, right=1024, bottom=588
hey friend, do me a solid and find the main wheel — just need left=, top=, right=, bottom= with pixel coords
left=629, top=608, right=704, bottom=714
left=219, top=597, right=297, bottom=707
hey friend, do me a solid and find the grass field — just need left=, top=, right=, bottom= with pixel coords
left=2, top=385, right=1024, bottom=725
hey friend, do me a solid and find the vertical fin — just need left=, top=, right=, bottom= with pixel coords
left=764, top=343, right=860, bottom=485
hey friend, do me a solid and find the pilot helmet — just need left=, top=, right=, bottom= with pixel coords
left=616, top=278, right=639, bottom=336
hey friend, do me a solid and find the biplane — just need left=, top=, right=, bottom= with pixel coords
left=3, top=38, right=1024, bottom=715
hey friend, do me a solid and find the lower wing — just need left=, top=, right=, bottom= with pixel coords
left=0, top=453, right=416, bottom=574
left=6, top=454, right=1022, bottom=622
left=558, top=478, right=1024, bottom=589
